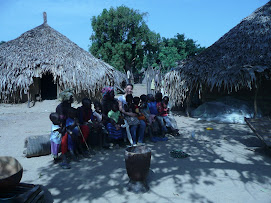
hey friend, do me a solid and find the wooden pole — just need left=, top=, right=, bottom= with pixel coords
left=253, top=89, right=258, bottom=118
left=253, top=84, right=259, bottom=118
left=43, top=12, right=47, bottom=24
left=186, top=93, right=191, bottom=117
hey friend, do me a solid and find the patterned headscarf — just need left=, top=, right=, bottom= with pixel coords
left=101, top=86, right=114, bottom=98
left=59, top=88, right=74, bottom=102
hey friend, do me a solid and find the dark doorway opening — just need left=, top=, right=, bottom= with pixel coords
left=41, top=73, right=57, bottom=100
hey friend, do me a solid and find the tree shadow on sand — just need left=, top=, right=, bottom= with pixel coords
left=36, top=117, right=271, bottom=203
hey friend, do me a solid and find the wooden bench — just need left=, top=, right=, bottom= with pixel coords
left=244, top=117, right=271, bottom=148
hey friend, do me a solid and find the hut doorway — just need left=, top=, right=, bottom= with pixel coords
left=41, top=73, right=57, bottom=100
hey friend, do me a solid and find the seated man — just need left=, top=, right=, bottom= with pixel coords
left=118, top=84, right=146, bottom=144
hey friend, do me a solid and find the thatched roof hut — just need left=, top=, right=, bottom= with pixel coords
left=0, top=12, right=126, bottom=103
left=165, top=1, right=271, bottom=113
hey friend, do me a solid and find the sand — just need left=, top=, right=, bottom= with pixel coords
left=0, top=84, right=271, bottom=203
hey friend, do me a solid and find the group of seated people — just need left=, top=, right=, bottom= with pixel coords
left=49, top=84, right=179, bottom=169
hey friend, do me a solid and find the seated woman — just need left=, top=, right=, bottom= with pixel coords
left=77, top=98, right=93, bottom=144
left=77, top=98, right=96, bottom=154
left=101, top=86, right=126, bottom=141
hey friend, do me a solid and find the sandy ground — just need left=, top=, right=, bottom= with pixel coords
left=1, top=84, right=271, bottom=203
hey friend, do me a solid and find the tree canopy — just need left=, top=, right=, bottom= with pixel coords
left=89, top=6, right=205, bottom=73
left=90, top=6, right=158, bottom=73
left=157, top=33, right=205, bottom=72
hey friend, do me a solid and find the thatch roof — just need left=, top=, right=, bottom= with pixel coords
left=0, top=12, right=126, bottom=102
left=165, top=1, right=271, bottom=106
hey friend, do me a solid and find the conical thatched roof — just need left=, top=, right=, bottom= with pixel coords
left=0, top=12, right=125, bottom=102
left=165, top=1, right=271, bottom=106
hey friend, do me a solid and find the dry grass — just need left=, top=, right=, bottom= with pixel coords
left=165, top=2, right=271, bottom=106
left=0, top=12, right=126, bottom=102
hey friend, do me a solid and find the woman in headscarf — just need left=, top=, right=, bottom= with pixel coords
left=56, top=89, right=74, bottom=126
left=101, top=86, right=126, bottom=140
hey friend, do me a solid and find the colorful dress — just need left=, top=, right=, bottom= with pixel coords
left=50, top=124, right=61, bottom=156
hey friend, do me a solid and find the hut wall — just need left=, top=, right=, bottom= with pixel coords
left=200, top=79, right=271, bottom=116
left=0, top=90, right=28, bottom=103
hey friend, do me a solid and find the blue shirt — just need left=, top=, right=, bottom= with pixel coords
left=66, top=117, right=79, bottom=136
left=50, top=124, right=62, bottom=144
left=148, top=102, right=158, bottom=115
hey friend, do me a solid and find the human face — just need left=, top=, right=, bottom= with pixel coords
left=125, top=85, right=133, bottom=95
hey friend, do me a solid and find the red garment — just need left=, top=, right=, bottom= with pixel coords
left=61, top=132, right=68, bottom=154
left=80, top=125, right=90, bottom=143
left=161, top=102, right=168, bottom=116
left=83, top=110, right=92, bottom=122
left=157, top=102, right=168, bottom=116
left=156, top=102, right=163, bottom=114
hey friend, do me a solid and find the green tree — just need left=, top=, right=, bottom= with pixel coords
left=158, top=34, right=205, bottom=71
left=158, top=46, right=181, bottom=71
left=142, top=32, right=162, bottom=69
left=0, top=41, right=5, bottom=45
left=185, top=37, right=205, bottom=57
left=90, top=6, right=158, bottom=73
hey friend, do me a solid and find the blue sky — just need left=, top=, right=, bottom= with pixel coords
left=0, top=0, right=269, bottom=51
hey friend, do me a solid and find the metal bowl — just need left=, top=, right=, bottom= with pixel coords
left=0, top=156, right=23, bottom=190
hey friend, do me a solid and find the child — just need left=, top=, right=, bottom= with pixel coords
left=49, top=113, right=63, bottom=163
left=155, top=92, right=168, bottom=137
left=65, top=107, right=80, bottom=160
left=124, top=94, right=135, bottom=113
left=133, top=96, right=140, bottom=114
left=59, top=108, right=78, bottom=168
left=147, top=94, right=158, bottom=115
left=139, top=94, right=157, bottom=142
left=93, top=101, right=110, bottom=148
left=124, top=94, right=142, bottom=144
left=140, top=94, right=151, bottom=120
left=134, top=96, right=146, bottom=121
left=93, top=101, right=103, bottom=123
left=147, top=93, right=167, bottom=137
left=106, top=101, right=126, bottom=141
left=108, top=102, right=124, bottom=130
left=161, top=96, right=180, bottom=135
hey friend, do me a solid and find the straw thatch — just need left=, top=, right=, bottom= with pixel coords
left=0, top=12, right=126, bottom=102
left=165, top=1, right=271, bottom=107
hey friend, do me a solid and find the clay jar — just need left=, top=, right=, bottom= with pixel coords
left=0, top=156, right=23, bottom=191
left=125, top=145, right=151, bottom=182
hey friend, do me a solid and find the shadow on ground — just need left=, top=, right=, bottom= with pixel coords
left=36, top=117, right=271, bottom=203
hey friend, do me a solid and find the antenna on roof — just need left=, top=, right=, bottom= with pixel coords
left=43, top=12, right=47, bottom=24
